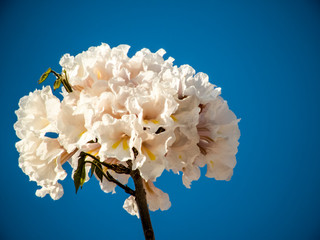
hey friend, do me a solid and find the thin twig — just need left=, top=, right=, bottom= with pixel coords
left=82, top=152, right=131, bottom=174
left=61, top=70, right=73, bottom=92
left=84, top=160, right=135, bottom=196
left=50, top=69, right=60, bottom=78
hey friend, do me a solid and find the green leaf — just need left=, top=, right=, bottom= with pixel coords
left=53, top=78, right=62, bottom=90
left=38, top=68, right=52, bottom=84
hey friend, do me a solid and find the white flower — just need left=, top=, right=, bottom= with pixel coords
left=77, top=88, right=128, bottom=129
left=16, top=132, right=70, bottom=200
left=166, top=129, right=193, bottom=173
left=15, top=43, right=240, bottom=212
left=134, top=130, right=173, bottom=181
left=143, top=181, right=171, bottom=211
left=197, top=97, right=240, bottom=181
left=14, top=87, right=72, bottom=200
left=126, top=82, right=178, bottom=133
left=14, top=86, right=60, bottom=139
left=182, top=69, right=220, bottom=104
left=57, top=96, right=93, bottom=153
left=125, top=48, right=173, bottom=81
left=93, top=114, right=137, bottom=162
left=60, top=43, right=130, bottom=89
left=123, top=195, right=139, bottom=218
left=181, top=163, right=201, bottom=188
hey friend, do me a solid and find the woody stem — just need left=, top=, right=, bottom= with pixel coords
left=131, top=169, right=155, bottom=240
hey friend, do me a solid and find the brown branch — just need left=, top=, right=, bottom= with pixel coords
left=82, top=152, right=131, bottom=174
left=131, top=169, right=155, bottom=240
left=81, top=154, right=155, bottom=239
left=105, top=171, right=135, bottom=196
left=84, top=160, right=135, bottom=196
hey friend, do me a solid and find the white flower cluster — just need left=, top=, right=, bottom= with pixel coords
left=14, top=43, right=240, bottom=216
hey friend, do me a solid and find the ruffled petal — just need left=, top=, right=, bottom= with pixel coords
left=15, top=43, right=240, bottom=210
left=16, top=132, right=69, bottom=200
left=143, top=181, right=171, bottom=211
left=14, top=86, right=60, bottom=139
left=123, top=195, right=139, bottom=218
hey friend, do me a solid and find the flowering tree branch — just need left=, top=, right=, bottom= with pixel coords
left=74, top=151, right=135, bottom=196
left=81, top=152, right=131, bottom=174
left=84, top=160, right=136, bottom=196
left=14, top=43, right=241, bottom=240
left=39, top=68, right=73, bottom=93
left=76, top=152, right=155, bottom=239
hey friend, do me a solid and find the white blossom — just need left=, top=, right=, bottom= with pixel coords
left=93, top=114, right=137, bottom=162
left=16, top=132, right=69, bottom=200
left=123, top=195, right=139, bottom=218
left=143, top=181, right=171, bottom=211
left=14, top=86, right=60, bottom=139
left=134, top=129, right=173, bottom=181
left=197, top=97, right=240, bottom=181
left=14, top=43, right=240, bottom=213
left=57, top=97, right=93, bottom=153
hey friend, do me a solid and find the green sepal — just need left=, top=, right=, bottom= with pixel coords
left=94, top=159, right=104, bottom=182
left=90, top=161, right=96, bottom=177
left=74, top=153, right=87, bottom=193
left=79, top=165, right=86, bottom=187
left=132, top=147, right=139, bottom=159
left=38, top=68, right=52, bottom=84
left=53, top=78, right=62, bottom=90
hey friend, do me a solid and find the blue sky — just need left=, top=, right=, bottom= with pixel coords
left=1, top=0, right=320, bottom=239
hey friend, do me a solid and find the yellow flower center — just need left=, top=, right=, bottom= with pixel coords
left=209, top=160, right=214, bottom=168
left=143, top=119, right=159, bottom=124
left=142, top=146, right=156, bottom=161
left=112, top=136, right=130, bottom=151
left=95, top=69, right=102, bottom=79
left=170, top=115, right=177, bottom=122
left=79, top=130, right=87, bottom=138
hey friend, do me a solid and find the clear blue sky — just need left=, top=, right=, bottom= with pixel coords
left=1, top=0, right=320, bottom=239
